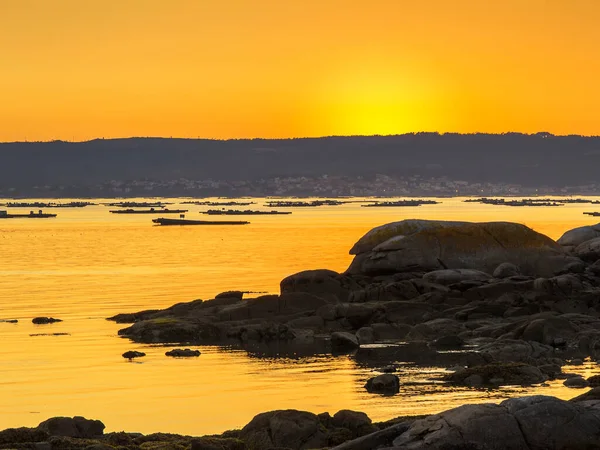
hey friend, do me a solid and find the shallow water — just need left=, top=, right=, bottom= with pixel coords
left=1, top=197, right=599, bottom=435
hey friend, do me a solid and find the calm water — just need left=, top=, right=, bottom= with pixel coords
left=1, top=197, right=600, bottom=435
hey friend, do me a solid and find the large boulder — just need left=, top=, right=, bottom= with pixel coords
left=37, top=416, right=105, bottom=438
left=557, top=223, right=600, bottom=249
left=392, top=396, right=600, bottom=449
left=280, top=269, right=359, bottom=302
left=347, top=220, right=573, bottom=277
left=239, top=409, right=328, bottom=450
left=364, top=374, right=400, bottom=394
left=574, top=237, right=600, bottom=262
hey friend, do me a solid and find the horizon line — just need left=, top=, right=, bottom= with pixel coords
left=2, top=131, right=600, bottom=144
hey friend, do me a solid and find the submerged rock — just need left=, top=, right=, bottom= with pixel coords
left=365, top=374, right=400, bottom=394
left=122, top=351, right=146, bottom=360
left=165, top=348, right=201, bottom=357
left=32, top=317, right=62, bottom=324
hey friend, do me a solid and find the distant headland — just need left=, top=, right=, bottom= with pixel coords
left=1, top=133, right=600, bottom=197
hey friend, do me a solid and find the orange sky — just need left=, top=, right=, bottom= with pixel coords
left=0, top=0, right=599, bottom=141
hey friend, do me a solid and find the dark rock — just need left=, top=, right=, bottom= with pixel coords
left=347, top=220, right=573, bottom=278
left=0, top=427, right=49, bottom=444
left=370, top=323, right=412, bottom=340
left=393, top=395, right=600, bottom=449
left=331, top=410, right=375, bottom=438
left=431, top=335, right=465, bottom=349
left=365, top=374, right=400, bottom=394
left=519, top=316, right=578, bottom=346
left=423, top=269, right=492, bottom=286
left=331, top=332, right=359, bottom=351
left=0, top=319, right=18, bottom=323
left=215, top=291, right=244, bottom=301
left=477, top=339, right=554, bottom=363
left=444, top=362, right=546, bottom=387
left=37, top=416, right=105, bottom=438
left=240, top=409, right=327, bottom=450
left=191, top=436, right=245, bottom=450
left=564, top=376, right=589, bottom=388
left=557, top=223, right=600, bottom=248
left=355, top=327, right=375, bottom=345
left=538, top=363, right=562, bottom=378
left=165, top=348, right=201, bottom=357
left=122, top=350, right=146, bottom=360
left=493, top=262, right=521, bottom=278
left=588, top=374, right=600, bottom=387
left=280, top=269, right=358, bottom=302
left=32, top=317, right=62, bottom=324
left=118, top=318, right=219, bottom=343
left=570, top=386, right=600, bottom=402
left=570, top=358, right=584, bottom=365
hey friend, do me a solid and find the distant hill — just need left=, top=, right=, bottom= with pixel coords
left=1, top=133, right=599, bottom=195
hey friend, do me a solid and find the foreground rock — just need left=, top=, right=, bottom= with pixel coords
left=391, top=395, right=600, bottom=449
left=3, top=396, right=600, bottom=449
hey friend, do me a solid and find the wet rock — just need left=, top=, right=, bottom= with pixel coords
left=331, top=410, right=375, bottom=438
left=364, top=374, right=400, bottom=394
left=240, top=409, right=327, bottom=450
left=165, top=349, right=201, bottom=357
left=493, top=262, right=521, bottom=278
left=588, top=374, right=600, bottom=387
left=32, top=317, right=62, bottom=324
left=538, top=363, right=562, bottom=379
left=118, top=318, right=219, bottom=344
left=431, top=335, right=465, bottom=349
left=444, top=362, right=546, bottom=387
left=122, top=350, right=146, bottom=360
left=355, top=327, right=375, bottom=345
left=331, top=332, right=359, bottom=351
left=37, top=416, right=105, bottom=438
left=564, top=376, right=589, bottom=388
left=477, top=339, right=554, bottom=363
left=570, top=358, right=584, bottom=365
left=392, top=395, right=600, bottom=450
left=519, top=316, right=578, bottom=346
left=570, top=386, right=600, bottom=402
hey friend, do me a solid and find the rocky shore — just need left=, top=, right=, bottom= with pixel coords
left=109, top=220, right=600, bottom=379
left=8, top=219, right=600, bottom=449
left=3, top=390, right=600, bottom=449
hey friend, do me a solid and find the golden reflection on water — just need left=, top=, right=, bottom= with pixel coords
left=1, top=197, right=599, bottom=435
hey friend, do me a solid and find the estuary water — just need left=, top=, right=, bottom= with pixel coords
left=1, top=197, right=600, bottom=435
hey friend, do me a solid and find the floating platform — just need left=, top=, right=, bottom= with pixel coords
left=362, top=200, right=440, bottom=207
left=152, top=218, right=250, bottom=226
left=110, top=208, right=188, bottom=214
left=0, top=210, right=57, bottom=218
left=200, top=209, right=291, bottom=216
